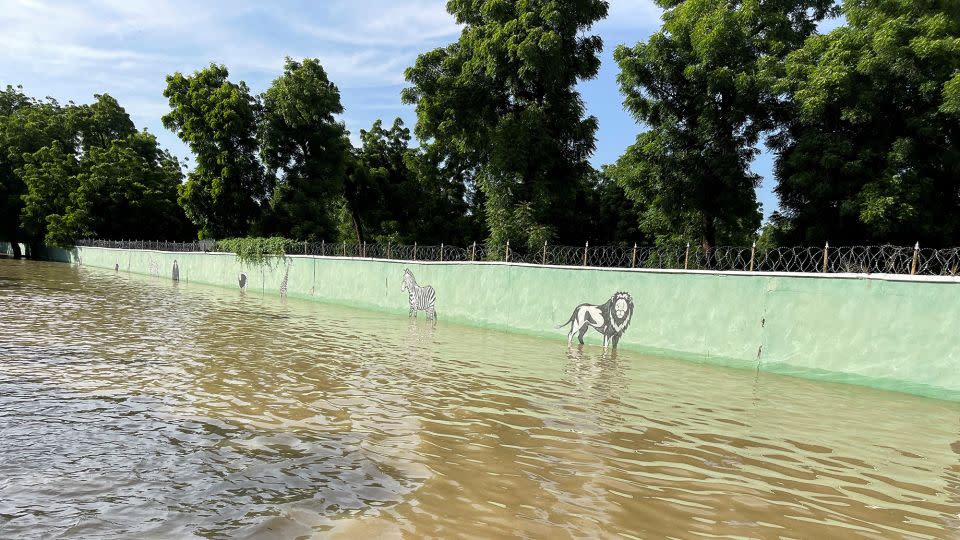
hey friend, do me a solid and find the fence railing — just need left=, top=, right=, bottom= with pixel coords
left=75, top=239, right=960, bottom=277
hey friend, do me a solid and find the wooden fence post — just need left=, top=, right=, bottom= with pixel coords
left=413, top=241, right=417, bottom=261
left=505, top=240, right=510, bottom=262
left=387, top=240, right=392, bottom=259
left=471, top=241, right=476, bottom=262
left=440, top=243, right=444, bottom=262
left=749, top=241, right=756, bottom=272
left=583, top=241, right=589, bottom=266
left=543, top=241, right=548, bottom=265
left=822, top=241, right=830, bottom=273
left=631, top=243, right=637, bottom=268
left=684, top=242, right=690, bottom=270
left=911, top=242, right=919, bottom=275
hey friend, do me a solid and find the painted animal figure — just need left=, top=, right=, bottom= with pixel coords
left=401, top=269, right=437, bottom=322
left=558, top=292, right=634, bottom=349
left=279, top=262, right=290, bottom=298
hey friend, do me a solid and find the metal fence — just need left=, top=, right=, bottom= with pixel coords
left=76, top=239, right=960, bottom=276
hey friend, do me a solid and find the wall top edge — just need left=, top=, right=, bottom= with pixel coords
left=74, top=246, right=960, bottom=284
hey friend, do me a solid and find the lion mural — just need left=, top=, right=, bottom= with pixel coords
left=558, top=292, right=634, bottom=349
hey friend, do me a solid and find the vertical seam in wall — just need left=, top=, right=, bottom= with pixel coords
left=758, top=278, right=774, bottom=371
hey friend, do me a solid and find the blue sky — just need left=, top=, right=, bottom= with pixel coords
left=1, top=0, right=783, bottom=218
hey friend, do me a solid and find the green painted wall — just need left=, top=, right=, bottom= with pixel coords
left=50, top=246, right=960, bottom=400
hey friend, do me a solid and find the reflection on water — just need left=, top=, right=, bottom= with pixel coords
left=1, top=259, right=959, bottom=538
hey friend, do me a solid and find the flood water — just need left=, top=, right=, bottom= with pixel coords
left=1, top=259, right=959, bottom=539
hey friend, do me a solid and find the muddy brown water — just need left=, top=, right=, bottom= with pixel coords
left=1, top=259, right=959, bottom=539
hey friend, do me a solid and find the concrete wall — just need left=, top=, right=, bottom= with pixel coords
left=0, top=242, right=71, bottom=261
left=48, top=246, right=960, bottom=400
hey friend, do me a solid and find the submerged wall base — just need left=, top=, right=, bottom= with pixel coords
left=38, top=246, right=960, bottom=401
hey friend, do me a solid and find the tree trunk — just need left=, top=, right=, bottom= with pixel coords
left=701, top=213, right=716, bottom=268
left=351, top=209, right=364, bottom=245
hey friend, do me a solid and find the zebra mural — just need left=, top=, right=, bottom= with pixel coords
left=401, top=269, right=437, bottom=322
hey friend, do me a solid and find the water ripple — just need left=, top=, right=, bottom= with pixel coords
left=0, top=259, right=958, bottom=538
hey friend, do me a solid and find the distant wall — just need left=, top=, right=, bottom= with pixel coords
left=0, top=242, right=71, bottom=261
left=40, top=245, right=960, bottom=400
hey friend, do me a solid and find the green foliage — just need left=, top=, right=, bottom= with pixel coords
left=19, top=142, right=79, bottom=243
left=406, top=143, right=486, bottom=245
left=214, top=236, right=296, bottom=265
left=259, top=58, right=350, bottom=241
left=771, top=0, right=960, bottom=245
left=8, top=1, right=960, bottom=251
left=2, top=88, right=193, bottom=248
left=0, top=88, right=74, bottom=251
left=163, top=64, right=266, bottom=239
left=613, top=0, right=835, bottom=250
left=586, top=168, right=647, bottom=245
left=70, top=94, right=136, bottom=153
left=402, top=0, right=609, bottom=251
left=44, top=133, right=192, bottom=247
left=341, top=118, right=482, bottom=245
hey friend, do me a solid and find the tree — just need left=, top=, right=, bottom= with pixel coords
left=8, top=90, right=194, bottom=248
left=402, top=0, right=609, bottom=252
left=0, top=88, right=75, bottom=256
left=771, top=0, right=960, bottom=245
left=163, top=64, right=266, bottom=239
left=406, top=143, right=485, bottom=245
left=70, top=94, right=136, bottom=153
left=613, top=0, right=836, bottom=251
left=341, top=118, right=482, bottom=245
left=588, top=167, right=647, bottom=245
left=259, top=58, right=350, bottom=241
left=44, top=132, right=192, bottom=247
left=19, top=142, right=79, bottom=244
left=346, top=119, right=421, bottom=243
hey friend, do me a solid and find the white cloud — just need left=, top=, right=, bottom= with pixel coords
left=0, top=0, right=661, bottom=167
left=288, top=0, right=460, bottom=47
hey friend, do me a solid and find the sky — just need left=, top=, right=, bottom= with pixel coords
left=0, top=0, right=783, bottom=218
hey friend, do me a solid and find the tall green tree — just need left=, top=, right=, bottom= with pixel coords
left=613, top=0, right=836, bottom=250
left=0, top=88, right=75, bottom=256
left=771, top=0, right=960, bottom=245
left=44, top=132, right=192, bottom=247
left=71, top=94, right=136, bottom=154
left=342, top=118, right=482, bottom=245
left=19, top=142, right=79, bottom=244
left=402, top=0, right=609, bottom=252
left=342, top=119, right=409, bottom=243
left=259, top=58, right=349, bottom=240
left=406, top=143, right=485, bottom=245
left=3, top=89, right=193, bottom=249
left=163, top=64, right=266, bottom=239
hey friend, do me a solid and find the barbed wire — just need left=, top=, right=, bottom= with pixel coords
left=75, top=239, right=960, bottom=277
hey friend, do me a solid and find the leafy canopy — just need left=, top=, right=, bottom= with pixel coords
left=163, top=64, right=266, bottom=239
left=771, top=0, right=960, bottom=245
left=403, top=0, right=609, bottom=251
left=7, top=91, right=191, bottom=247
left=259, top=58, right=350, bottom=241
left=612, top=0, right=836, bottom=250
